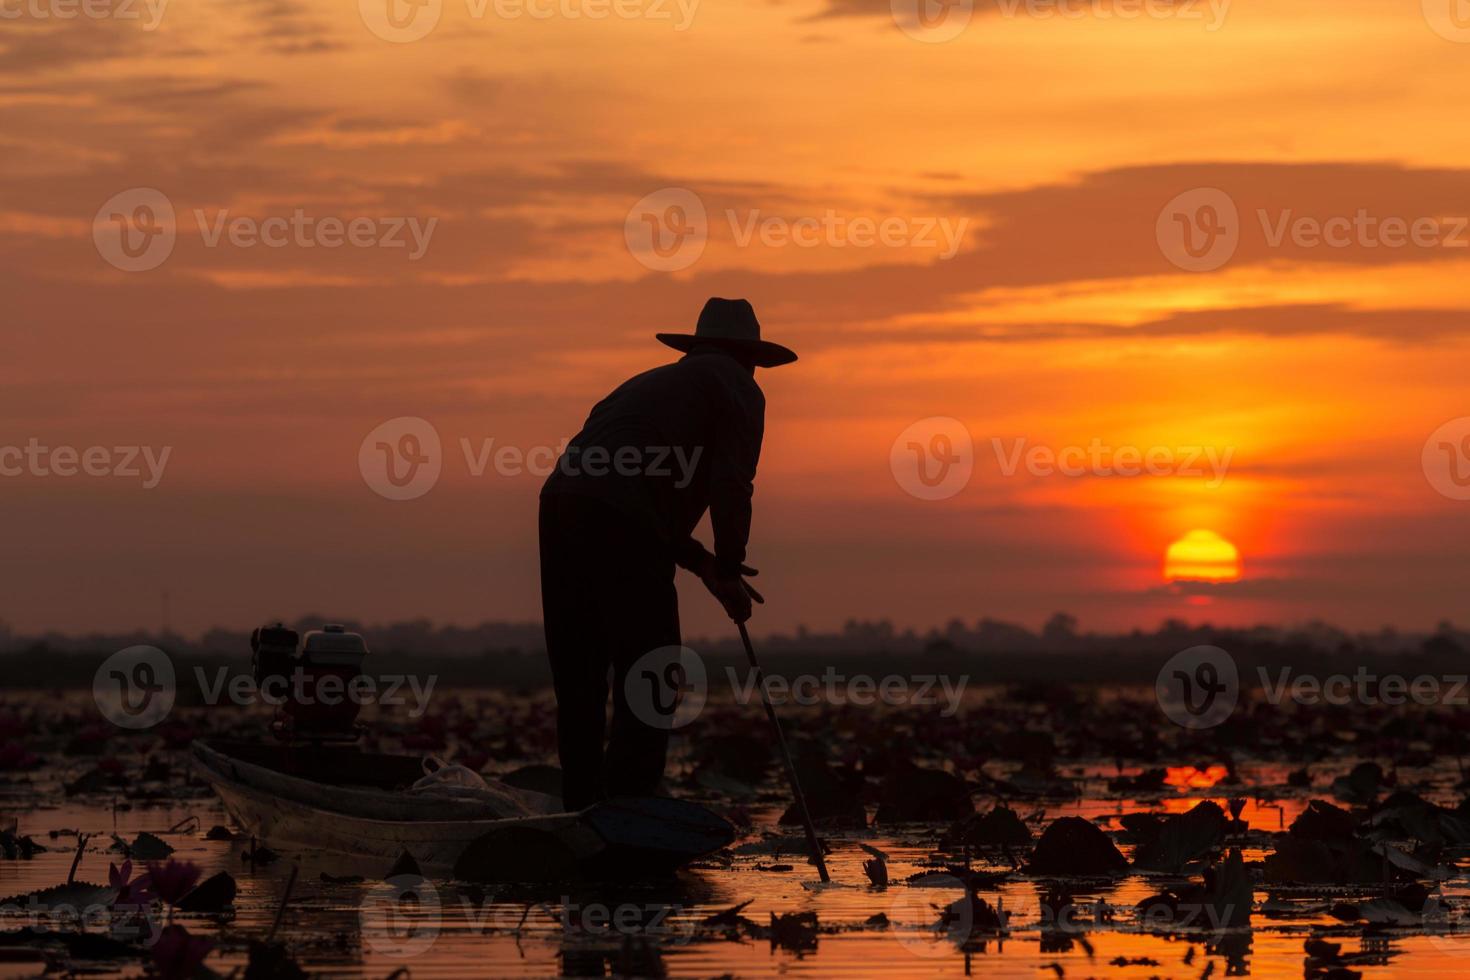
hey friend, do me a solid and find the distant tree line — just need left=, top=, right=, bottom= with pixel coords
left=0, top=614, right=1463, bottom=692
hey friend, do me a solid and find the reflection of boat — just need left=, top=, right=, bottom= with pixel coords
left=192, top=739, right=733, bottom=879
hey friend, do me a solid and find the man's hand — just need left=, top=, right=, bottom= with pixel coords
left=697, top=556, right=764, bottom=623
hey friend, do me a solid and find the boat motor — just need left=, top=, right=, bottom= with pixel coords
left=250, top=623, right=370, bottom=741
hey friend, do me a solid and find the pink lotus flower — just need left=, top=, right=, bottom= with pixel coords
left=109, top=860, right=155, bottom=908
left=146, top=860, right=202, bottom=906
left=151, top=925, right=212, bottom=980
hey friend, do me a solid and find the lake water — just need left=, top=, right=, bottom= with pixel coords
left=4, top=690, right=1470, bottom=977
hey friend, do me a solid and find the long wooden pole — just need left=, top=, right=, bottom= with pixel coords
left=737, top=622, right=830, bottom=883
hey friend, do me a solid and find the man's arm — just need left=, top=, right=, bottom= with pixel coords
left=679, top=535, right=763, bottom=623
left=674, top=536, right=714, bottom=573
left=708, top=377, right=765, bottom=575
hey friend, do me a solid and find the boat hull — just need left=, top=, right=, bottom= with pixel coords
left=192, top=740, right=732, bottom=878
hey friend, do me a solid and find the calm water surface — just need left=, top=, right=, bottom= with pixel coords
left=5, top=696, right=1470, bottom=978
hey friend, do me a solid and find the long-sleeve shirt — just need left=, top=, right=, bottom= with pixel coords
left=541, top=349, right=765, bottom=575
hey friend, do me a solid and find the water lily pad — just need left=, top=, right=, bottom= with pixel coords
left=1025, top=817, right=1127, bottom=877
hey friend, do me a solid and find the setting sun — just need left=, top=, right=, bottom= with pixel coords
left=1163, top=529, right=1243, bottom=583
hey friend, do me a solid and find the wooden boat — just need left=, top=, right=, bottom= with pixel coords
left=192, top=739, right=734, bottom=879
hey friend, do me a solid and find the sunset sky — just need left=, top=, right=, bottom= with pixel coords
left=3, top=0, right=1469, bottom=637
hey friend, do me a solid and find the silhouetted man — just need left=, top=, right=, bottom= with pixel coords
left=540, top=297, right=797, bottom=811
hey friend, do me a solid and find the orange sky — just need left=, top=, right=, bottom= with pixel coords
left=2, top=0, right=1469, bottom=636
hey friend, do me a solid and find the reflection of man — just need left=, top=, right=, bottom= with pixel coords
left=539, top=297, right=797, bottom=811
